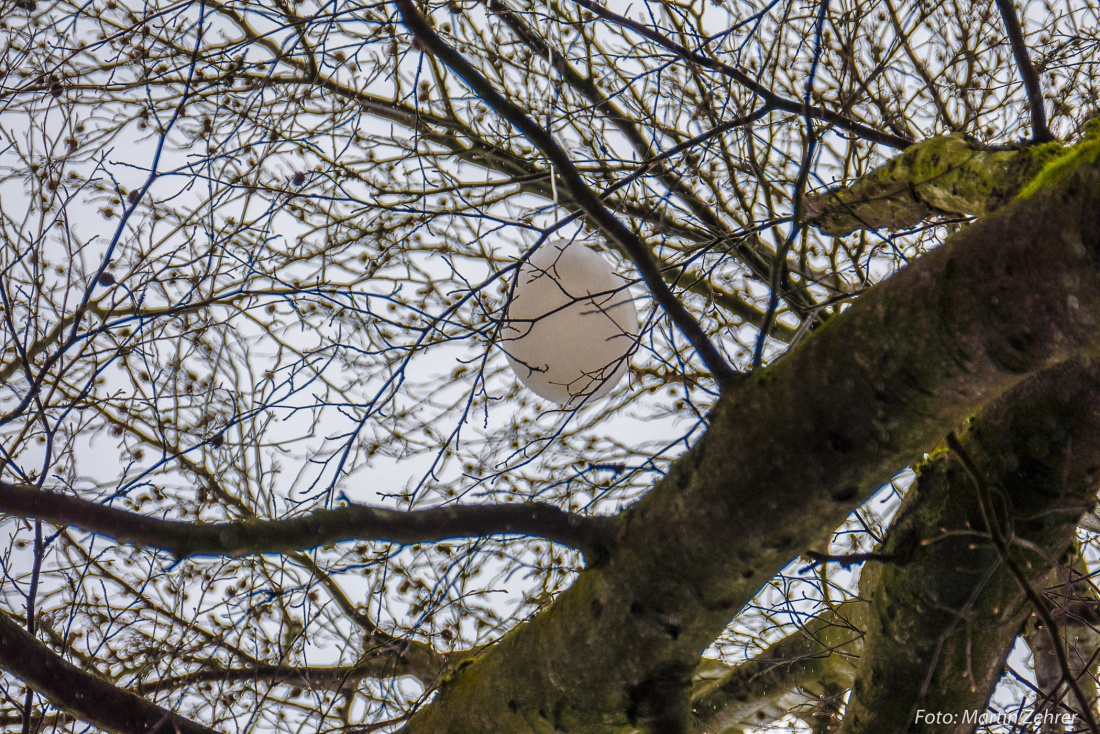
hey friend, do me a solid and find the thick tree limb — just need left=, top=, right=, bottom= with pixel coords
left=839, top=359, right=1100, bottom=734
left=0, top=481, right=615, bottom=558
left=690, top=599, right=864, bottom=734
left=805, top=134, right=1064, bottom=236
left=696, top=361, right=1100, bottom=733
left=806, top=122, right=1100, bottom=237
left=400, top=134, right=1100, bottom=733
left=0, top=609, right=217, bottom=734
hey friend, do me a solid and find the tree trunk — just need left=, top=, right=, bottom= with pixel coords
left=401, top=150, right=1100, bottom=733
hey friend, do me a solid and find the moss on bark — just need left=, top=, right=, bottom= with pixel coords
left=839, top=360, right=1100, bottom=734
left=806, top=133, right=1072, bottom=236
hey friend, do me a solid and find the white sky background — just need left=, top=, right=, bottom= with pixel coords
left=1, top=0, right=1099, bottom=731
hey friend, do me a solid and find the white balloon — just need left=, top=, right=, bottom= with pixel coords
left=502, top=239, right=638, bottom=405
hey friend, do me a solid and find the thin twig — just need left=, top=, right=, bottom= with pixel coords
left=753, top=0, right=830, bottom=368
left=568, top=0, right=911, bottom=150
left=802, top=549, right=901, bottom=570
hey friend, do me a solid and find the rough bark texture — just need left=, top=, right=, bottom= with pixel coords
left=400, top=152, right=1100, bottom=732
left=839, top=359, right=1100, bottom=734
left=690, top=364, right=1100, bottom=734
left=805, top=134, right=1062, bottom=235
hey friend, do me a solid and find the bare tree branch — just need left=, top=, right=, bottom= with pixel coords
left=690, top=599, right=863, bottom=734
left=0, top=480, right=617, bottom=558
left=567, top=0, right=912, bottom=151
left=0, top=609, right=218, bottom=734
left=805, top=133, right=1068, bottom=236
left=994, top=0, right=1054, bottom=143
left=133, top=659, right=427, bottom=695
left=481, top=0, right=817, bottom=323
left=1024, top=550, right=1100, bottom=733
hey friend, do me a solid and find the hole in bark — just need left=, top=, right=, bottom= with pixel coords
left=772, top=534, right=794, bottom=550
left=741, top=568, right=755, bottom=579
left=990, top=330, right=1037, bottom=373
left=591, top=599, right=603, bottom=619
left=508, top=700, right=518, bottom=713
left=625, top=663, right=693, bottom=730
left=663, top=624, right=681, bottom=640
left=1006, top=332, right=1032, bottom=355
left=830, top=485, right=857, bottom=502
left=629, top=601, right=645, bottom=616
left=826, top=432, right=854, bottom=454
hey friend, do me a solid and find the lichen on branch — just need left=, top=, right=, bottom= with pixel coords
left=806, top=134, right=1064, bottom=236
